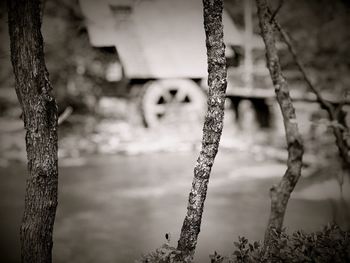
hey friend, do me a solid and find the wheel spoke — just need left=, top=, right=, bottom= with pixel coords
left=151, top=104, right=167, bottom=114
left=182, top=103, right=203, bottom=112
left=162, top=89, right=173, bottom=103
left=174, top=87, right=187, bottom=102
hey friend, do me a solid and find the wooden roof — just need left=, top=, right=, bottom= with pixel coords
left=79, top=0, right=264, bottom=78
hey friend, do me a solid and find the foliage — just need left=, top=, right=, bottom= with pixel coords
left=259, top=224, right=350, bottom=263
left=136, top=243, right=182, bottom=263
left=214, top=224, right=350, bottom=263
left=136, top=234, right=188, bottom=263
left=139, top=225, right=350, bottom=263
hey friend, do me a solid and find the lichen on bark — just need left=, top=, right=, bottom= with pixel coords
left=176, top=0, right=227, bottom=261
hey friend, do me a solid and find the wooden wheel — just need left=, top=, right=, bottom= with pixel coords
left=141, top=79, right=207, bottom=128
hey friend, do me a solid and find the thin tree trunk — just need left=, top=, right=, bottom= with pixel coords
left=177, top=0, right=227, bottom=261
left=7, top=0, right=59, bottom=262
left=255, top=0, right=304, bottom=246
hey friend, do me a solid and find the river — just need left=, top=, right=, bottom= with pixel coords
left=0, top=151, right=336, bottom=262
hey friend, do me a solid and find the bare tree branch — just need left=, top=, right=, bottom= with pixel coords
left=269, top=0, right=284, bottom=23
left=256, top=0, right=304, bottom=246
left=269, top=9, right=350, bottom=170
left=273, top=21, right=334, bottom=111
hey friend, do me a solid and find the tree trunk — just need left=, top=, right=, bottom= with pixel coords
left=255, top=0, right=304, bottom=246
left=7, top=0, right=59, bottom=262
left=177, top=0, right=227, bottom=261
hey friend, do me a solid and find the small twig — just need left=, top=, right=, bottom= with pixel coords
left=0, top=106, right=73, bottom=133
left=269, top=0, right=284, bottom=23
left=335, top=90, right=350, bottom=119
left=58, top=106, right=73, bottom=125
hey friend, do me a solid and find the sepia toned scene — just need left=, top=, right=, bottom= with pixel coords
left=0, top=0, right=349, bottom=262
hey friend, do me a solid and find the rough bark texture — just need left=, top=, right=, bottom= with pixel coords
left=7, top=0, right=59, bottom=262
left=255, top=0, right=304, bottom=246
left=272, top=18, right=350, bottom=171
left=176, top=0, right=227, bottom=261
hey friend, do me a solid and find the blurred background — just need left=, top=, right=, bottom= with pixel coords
left=0, top=0, right=349, bottom=262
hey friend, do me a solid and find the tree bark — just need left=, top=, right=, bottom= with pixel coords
left=177, top=0, right=227, bottom=261
left=255, top=0, right=304, bottom=246
left=7, top=0, right=59, bottom=262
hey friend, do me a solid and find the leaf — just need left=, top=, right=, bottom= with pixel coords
left=254, top=241, right=260, bottom=249
left=249, top=244, right=254, bottom=251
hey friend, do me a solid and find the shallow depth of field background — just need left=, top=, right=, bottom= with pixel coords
left=0, top=0, right=349, bottom=262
